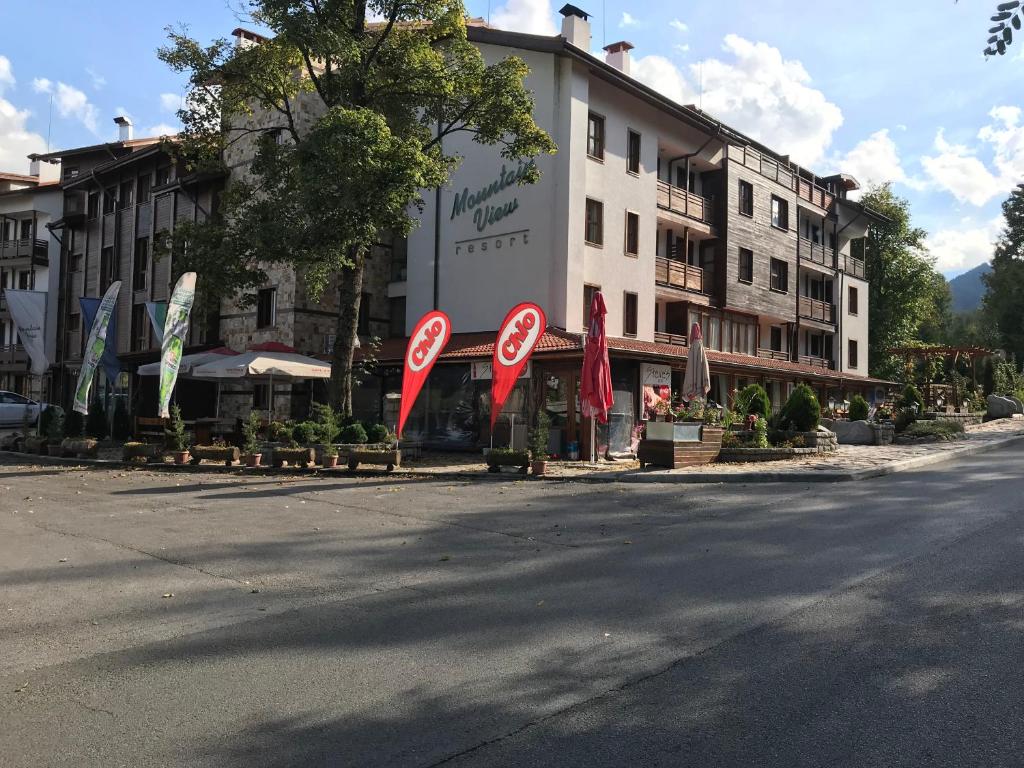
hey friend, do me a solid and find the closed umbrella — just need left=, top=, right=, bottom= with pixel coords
left=580, top=290, right=613, bottom=460
left=681, top=322, right=711, bottom=403
left=136, top=346, right=239, bottom=377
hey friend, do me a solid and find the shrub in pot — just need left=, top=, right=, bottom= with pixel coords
left=848, top=394, right=869, bottom=422
left=123, top=441, right=160, bottom=462
left=322, top=444, right=339, bottom=468
left=736, top=384, right=771, bottom=422
left=365, top=423, right=393, bottom=446
left=190, top=444, right=240, bottom=466
left=310, top=403, right=340, bottom=445
left=776, top=385, right=820, bottom=433
left=486, top=448, right=530, bottom=474
left=241, top=411, right=263, bottom=467
left=165, top=404, right=190, bottom=464
left=529, top=409, right=551, bottom=476
left=339, top=422, right=368, bottom=445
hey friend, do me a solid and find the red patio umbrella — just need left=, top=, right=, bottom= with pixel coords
left=580, top=290, right=614, bottom=426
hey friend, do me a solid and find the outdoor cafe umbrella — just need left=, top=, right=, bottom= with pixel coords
left=135, top=346, right=239, bottom=377
left=190, top=341, right=331, bottom=419
left=681, top=322, right=711, bottom=402
left=580, top=290, right=613, bottom=460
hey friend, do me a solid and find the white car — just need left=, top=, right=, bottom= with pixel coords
left=0, top=391, right=50, bottom=428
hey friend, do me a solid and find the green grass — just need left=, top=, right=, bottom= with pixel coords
left=902, top=420, right=966, bottom=441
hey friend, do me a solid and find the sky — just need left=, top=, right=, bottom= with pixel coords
left=1, top=0, right=1021, bottom=278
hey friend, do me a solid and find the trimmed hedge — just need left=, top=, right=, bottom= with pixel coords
left=776, top=385, right=820, bottom=432
left=849, top=394, right=869, bottom=422
left=736, top=384, right=771, bottom=422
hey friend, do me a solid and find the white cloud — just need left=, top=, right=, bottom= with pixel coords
left=921, top=129, right=1003, bottom=207
left=926, top=216, right=1003, bottom=275
left=159, top=92, right=186, bottom=113
left=31, top=77, right=52, bottom=94
left=144, top=122, right=178, bottom=137
left=52, top=81, right=99, bottom=135
left=86, top=68, right=106, bottom=90
left=669, top=19, right=688, bottom=33
left=0, top=59, right=48, bottom=172
left=830, top=129, right=925, bottom=197
left=634, top=35, right=843, bottom=166
left=620, top=11, right=639, bottom=28
left=674, top=44, right=690, bottom=55
left=490, top=0, right=557, bottom=35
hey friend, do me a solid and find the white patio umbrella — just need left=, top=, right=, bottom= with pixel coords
left=681, top=322, right=711, bottom=403
left=135, top=346, right=239, bottom=377
left=190, top=342, right=331, bottom=419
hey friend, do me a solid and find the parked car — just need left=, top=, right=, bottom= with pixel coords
left=0, top=391, right=50, bottom=428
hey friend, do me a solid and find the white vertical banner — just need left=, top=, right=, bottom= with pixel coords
left=3, top=289, right=48, bottom=375
left=158, top=272, right=197, bottom=418
left=74, top=281, right=121, bottom=415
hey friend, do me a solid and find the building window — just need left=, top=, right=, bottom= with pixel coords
left=848, top=286, right=859, bottom=315
left=770, top=326, right=783, bottom=352
left=623, top=292, right=638, bottom=337
left=357, top=292, right=371, bottom=335
left=770, top=196, right=789, bottom=230
left=809, top=333, right=824, bottom=358
left=253, top=383, right=270, bottom=410
left=63, top=166, right=80, bottom=181
left=584, top=198, right=603, bottom=246
left=155, top=166, right=171, bottom=187
left=848, top=339, right=859, bottom=368
left=583, top=284, right=600, bottom=328
left=133, top=237, right=149, bottom=291
left=587, top=112, right=605, bottom=160
left=102, top=189, right=116, bottom=215
left=100, top=246, right=116, bottom=287
left=137, top=173, right=152, bottom=204
left=67, top=312, right=80, bottom=332
left=132, top=303, right=148, bottom=351
left=624, top=211, right=639, bottom=256
left=389, top=297, right=406, bottom=338
left=17, top=271, right=29, bottom=289
left=626, top=129, right=641, bottom=174
left=87, top=192, right=99, bottom=219
left=738, top=180, right=753, bottom=216
left=118, top=180, right=134, bottom=210
left=70, top=254, right=83, bottom=273
left=770, top=258, right=788, bottom=293
left=19, top=220, right=31, bottom=239
left=256, top=287, right=276, bottom=328
left=738, top=247, right=754, bottom=283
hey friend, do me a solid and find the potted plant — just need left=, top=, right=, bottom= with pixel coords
left=165, top=404, right=190, bottom=465
left=44, top=406, right=66, bottom=456
left=241, top=411, right=263, bottom=467
left=347, top=424, right=400, bottom=471
left=653, top=399, right=672, bottom=422
left=485, top=448, right=530, bottom=474
left=530, top=409, right=552, bottom=476
left=322, top=444, right=339, bottom=468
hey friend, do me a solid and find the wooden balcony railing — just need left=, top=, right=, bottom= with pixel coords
left=798, top=296, right=835, bottom=324
left=0, top=238, right=48, bottom=262
left=654, top=331, right=688, bottom=347
left=798, top=354, right=834, bottom=370
left=655, top=256, right=704, bottom=293
left=656, top=180, right=712, bottom=225
left=756, top=348, right=789, bottom=361
left=0, top=344, right=27, bottom=366
left=844, top=256, right=866, bottom=278
left=798, top=237, right=835, bottom=268
left=726, top=144, right=835, bottom=211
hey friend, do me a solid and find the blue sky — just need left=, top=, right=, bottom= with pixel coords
left=1, top=0, right=1021, bottom=277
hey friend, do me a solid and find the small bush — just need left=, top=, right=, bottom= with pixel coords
left=39, top=406, right=58, bottom=439
left=310, top=402, right=340, bottom=444
left=165, top=404, right=188, bottom=451
left=268, top=420, right=292, bottom=442
left=753, top=417, right=769, bottom=448
left=366, top=423, right=393, bottom=445
left=46, top=406, right=65, bottom=442
left=898, top=384, right=924, bottom=413
left=894, top=408, right=917, bottom=433
left=292, top=421, right=319, bottom=445
left=339, top=423, right=368, bottom=444
left=736, top=384, right=771, bottom=422
left=721, top=430, right=740, bottom=448
left=241, top=412, right=262, bottom=455
left=902, top=420, right=965, bottom=442
left=486, top=448, right=530, bottom=467
left=777, top=385, right=820, bottom=432
left=848, top=394, right=869, bottom=422
left=85, top=402, right=108, bottom=439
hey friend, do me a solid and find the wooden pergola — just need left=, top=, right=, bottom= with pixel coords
left=888, top=345, right=998, bottom=408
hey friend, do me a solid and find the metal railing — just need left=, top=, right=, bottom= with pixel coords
left=656, top=180, right=713, bottom=225
left=726, top=144, right=835, bottom=210
left=655, top=256, right=704, bottom=293
left=798, top=296, right=835, bottom=324
left=0, top=238, right=47, bottom=262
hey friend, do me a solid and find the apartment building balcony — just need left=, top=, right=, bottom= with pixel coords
left=756, top=348, right=789, bottom=362
left=654, top=256, right=706, bottom=298
left=797, top=354, right=834, bottom=371
left=798, top=296, right=836, bottom=325
left=656, top=181, right=714, bottom=233
left=797, top=237, right=836, bottom=271
left=0, top=344, right=27, bottom=369
left=844, top=255, right=866, bottom=278
left=725, top=144, right=835, bottom=212
left=0, top=238, right=48, bottom=266
left=653, top=331, right=688, bottom=347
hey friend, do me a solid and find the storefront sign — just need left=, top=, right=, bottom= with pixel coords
left=641, top=363, right=672, bottom=387
left=470, top=360, right=531, bottom=380
left=450, top=161, right=533, bottom=233
left=398, top=310, right=452, bottom=437
left=491, top=302, right=546, bottom=430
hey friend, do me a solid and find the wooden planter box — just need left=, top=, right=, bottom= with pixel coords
left=638, top=424, right=723, bottom=469
left=123, top=442, right=162, bottom=463
left=347, top=449, right=401, bottom=472
left=189, top=445, right=240, bottom=466
left=60, top=437, right=99, bottom=458
left=22, top=436, right=47, bottom=454
left=272, top=446, right=315, bottom=468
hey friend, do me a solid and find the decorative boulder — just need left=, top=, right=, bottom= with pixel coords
left=821, top=419, right=875, bottom=445
left=986, top=395, right=1024, bottom=419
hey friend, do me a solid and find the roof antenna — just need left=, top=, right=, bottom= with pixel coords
left=46, top=93, right=53, bottom=152
left=698, top=61, right=703, bottom=110
left=602, top=0, right=606, bottom=46
left=487, top=0, right=491, bottom=24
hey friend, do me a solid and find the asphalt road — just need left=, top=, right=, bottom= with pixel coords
left=1, top=445, right=1023, bottom=767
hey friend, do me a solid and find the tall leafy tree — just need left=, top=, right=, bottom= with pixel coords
left=852, top=184, right=947, bottom=379
left=158, top=0, right=555, bottom=414
left=983, top=183, right=1024, bottom=363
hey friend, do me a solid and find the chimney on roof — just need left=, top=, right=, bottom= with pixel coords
left=114, top=115, right=133, bottom=142
left=559, top=4, right=591, bottom=50
left=603, top=40, right=634, bottom=75
left=28, top=157, right=41, bottom=178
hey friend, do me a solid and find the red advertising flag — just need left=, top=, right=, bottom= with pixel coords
left=398, top=310, right=452, bottom=438
left=491, top=302, right=547, bottom=430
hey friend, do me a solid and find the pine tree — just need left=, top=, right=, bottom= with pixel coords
left=983, top=184, right=1024, bottom=365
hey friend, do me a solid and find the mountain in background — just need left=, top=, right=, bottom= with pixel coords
left=948, top=262, right=991, bottom=313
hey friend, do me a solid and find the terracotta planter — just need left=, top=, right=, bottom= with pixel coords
left=172, top=451, right=190, bottom=465
left=243, top=453, right=262, bottom=468
left=531, top=459, right=548, bottom=476
left=323, top=454, right=339, bottom=469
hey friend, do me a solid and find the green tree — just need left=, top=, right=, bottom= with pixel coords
left=853, top=184, right=947, bottom=380
left=983, top=184, right=1024, bottom=363
left=158, top=1, right=555, bottom=415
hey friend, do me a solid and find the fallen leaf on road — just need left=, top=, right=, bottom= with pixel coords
left=439, top=555, right=451, bottom=561
left=162, top=593, right=174, bottom=598
left=58, top=558, right=67, bottom=563
left=14, top=683, right=28, bottom=693
left=623, top=540, right=633, bottom=545
left=250, top=589, right=260, bottom=594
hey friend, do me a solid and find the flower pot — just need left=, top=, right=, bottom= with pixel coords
left=323, top=454, right=339, bottom=469
left=243, top=453, right=262, bottom=468
left=531, top=459, right=548, bottom=476
left=172, top=451, right=190, bottom=465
